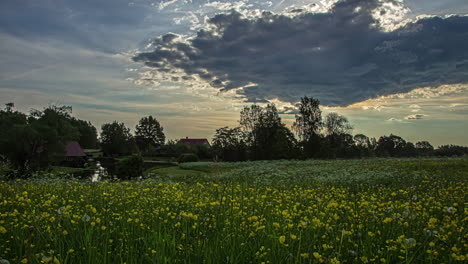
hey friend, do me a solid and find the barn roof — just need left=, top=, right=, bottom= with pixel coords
left=179, top=137, right=210, bottom=145
left=65, top=141, right=86, bottom=157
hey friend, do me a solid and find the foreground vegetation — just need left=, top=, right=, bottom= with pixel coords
left=1, top=158, right=467, bottom=263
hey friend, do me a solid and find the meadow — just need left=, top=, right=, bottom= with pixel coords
left=0, top=158, right=467, bottom=263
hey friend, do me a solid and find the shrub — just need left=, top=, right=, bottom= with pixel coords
left=178, top=153, right=199, bottom=163
left=0, top=161, right=14, bottom=180
left=116, top=154, right=144, bottom=180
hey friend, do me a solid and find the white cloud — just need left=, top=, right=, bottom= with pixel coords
left=404, top=114, right=426, bottom=120
left=159, top=0, right=181, bottom=11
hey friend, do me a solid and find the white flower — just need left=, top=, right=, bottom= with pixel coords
left=403, top=238, right=416, bottom=247
left=58, top=207, right=66, bottom=215
left=446, top=207, right=456, bottom=214
left=82, top=214, right=91, bottom=222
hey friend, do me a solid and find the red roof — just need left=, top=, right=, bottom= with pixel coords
left=65, top=141, right=86, bottom=157
left=179, top=138, right=210, bottom=146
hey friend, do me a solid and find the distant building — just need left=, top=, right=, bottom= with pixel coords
left=65, top=141, right=87, bottom=159
left=178, top=137, right=210, bottom=147
left=58, top=141, right=87, bottom=167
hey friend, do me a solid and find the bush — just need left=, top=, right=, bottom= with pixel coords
left=178, top=153, right=199, bottom=163
left=116, top=154, right=144, bottom=180
left=194, top=144, right=213, bottom=160
left=0, top=161, right=14, bottom=179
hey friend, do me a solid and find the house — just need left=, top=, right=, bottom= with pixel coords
left=178, top=137, right=210, bottom=147
left=61, top=141, right=87, bottom=167
left=65, top=141, right=87, bottom=159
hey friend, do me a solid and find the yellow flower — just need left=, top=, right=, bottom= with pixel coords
left=67, top=249, right=75, bottom=254
left=300, top=253, right=309, bottom=258
left=290, top=234, right=297, bottom=240
left=279, top=236, right=286, bottom=244
left=330, top=257, right=340, bottom=264
left=20, top=259, right=28, bottom=264
left=0, top=226, right=6, bottom=234
left=101, top=225, right=107, bottom=231
left=428, top=218, right=438, bottom=228
left=313, top=252, right=322, bottom=259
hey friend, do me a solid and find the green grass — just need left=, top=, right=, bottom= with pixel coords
left=141, top=156, right=176, bottom=162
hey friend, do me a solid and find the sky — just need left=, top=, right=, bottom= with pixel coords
left=0, top=0, right=467, bottom=146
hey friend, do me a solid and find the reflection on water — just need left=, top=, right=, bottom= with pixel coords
left=92, top=161, right=106, bottom=182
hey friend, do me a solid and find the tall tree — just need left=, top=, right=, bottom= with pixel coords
left=292, top=96, right=322, bottom=142
left=31, top=104, right=80, bottom=143
left=238, top=104, right=298, bottom=160
left=415, top=141, right=434, bottom=156
left=354, top=134, right=371, bottom=148
left=292, top=96, right=323, bottom=158
left=212, top=127, right=248, bottom=161
left=324, top=112, right=353, bottom=136
left=101, top=121, right=136, bottom=156
left=70, top=118, right=98, bottom=149
left=322, top=112, right=354, bottom=158
left=135, top=116, right=165, bottom=154
left=352, top=134, right=374, bottom=158
left=375, top=134, right=416, bottom=157
left=239, top=104, right=263, bottom=133
left=0, top=103, right=70, bottom=176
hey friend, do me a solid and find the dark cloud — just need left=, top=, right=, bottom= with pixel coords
left=133, top=0, right=468, bottom=106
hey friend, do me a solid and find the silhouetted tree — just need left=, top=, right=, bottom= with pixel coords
left=324, top=112, right=353, bottom=136
left=30, top=104, right=80, bottom=143
left=434, top=145, right=468, bottom=157
left=292, top=96, right=323, bottom=158
left=238, top=104, right=300, bottom=160
left=415, top=141, right=434, bottom=156
left=321, top=112, right=354, bottom=158
left=0, top=103, right=78, bottom=177
left=375, top=134, right=417, bottom=157
left=353, top=134, right=374, bottom=157
left=212, top=127, right=248, bottom=161
left=292, top=96, right=322, bottom=141
left=70, top=118, right=98, bottom=149
left=135, top=116, right=165, bottom=155
left=101, top=121, right=137, bottom=156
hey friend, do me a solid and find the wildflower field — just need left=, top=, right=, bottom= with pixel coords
left=1, top=158, right=467, bottom=263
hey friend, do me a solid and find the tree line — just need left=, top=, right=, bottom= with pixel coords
left=1, top=99, right=467, bottom=177
left=212, top=96, right=468, bottom=161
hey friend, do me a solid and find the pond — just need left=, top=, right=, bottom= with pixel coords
left=91, top=161, right=106, bottom=182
